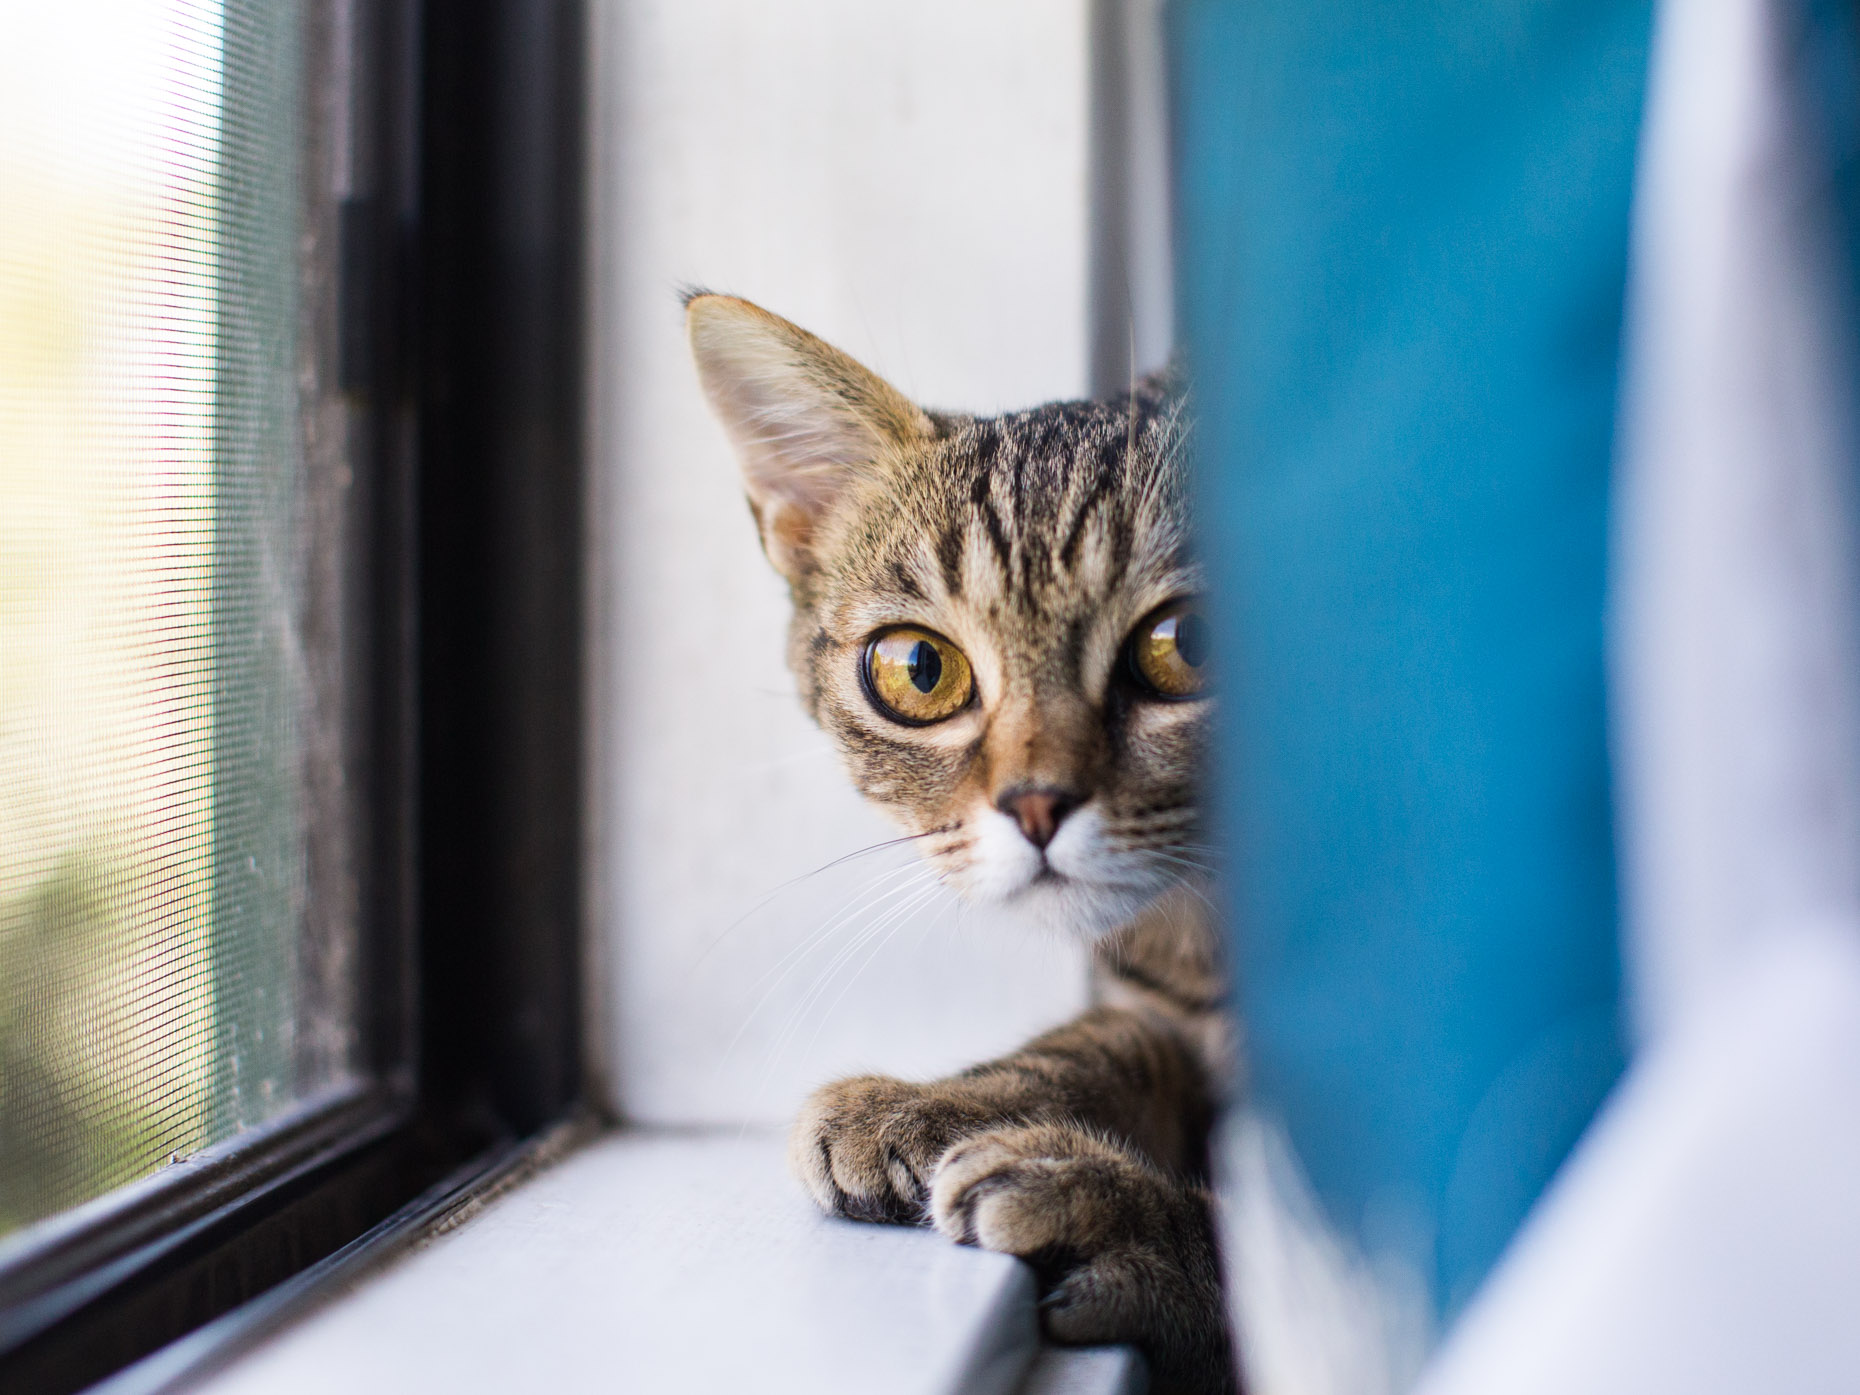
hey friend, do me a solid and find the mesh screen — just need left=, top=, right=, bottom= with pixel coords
left=0, top=0, right=338, bottom=1240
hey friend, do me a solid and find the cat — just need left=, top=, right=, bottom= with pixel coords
left=686, top=292, right=1237, bottom=1395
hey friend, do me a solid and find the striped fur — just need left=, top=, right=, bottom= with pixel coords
left=689, top=295, right=1238, bottom=1395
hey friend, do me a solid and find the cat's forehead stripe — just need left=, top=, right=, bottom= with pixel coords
left=950, top=396, right=1172, bottom=601
left=969, top=470, right=1013, bottom=575
left=1059, top=437, right=1121, bottom=571
left=890, top=561, right=925, bottom=601
left=823, top=381, right=1188, bottom=642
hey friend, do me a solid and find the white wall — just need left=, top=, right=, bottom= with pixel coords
left=586, top=0, right=1102, bottom=1126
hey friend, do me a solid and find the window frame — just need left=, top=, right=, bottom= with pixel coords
left=0, top=3, right=588, bottom=1390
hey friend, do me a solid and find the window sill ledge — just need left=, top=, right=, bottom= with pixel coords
left=160, top=1129, right=1143, bottom=1395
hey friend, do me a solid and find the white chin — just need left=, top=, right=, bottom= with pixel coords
left=999, top=874, right=1165, bottom=940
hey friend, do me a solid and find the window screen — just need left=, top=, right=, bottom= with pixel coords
left=0, top=0, right=353, bottom=1239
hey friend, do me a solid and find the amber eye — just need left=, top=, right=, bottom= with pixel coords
left=863, top=628, right=975, bottom=725
left=1128, top=600, right=1210, bottom=699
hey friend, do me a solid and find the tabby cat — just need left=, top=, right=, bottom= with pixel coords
left=687, top=293, right=1236, bottom=1395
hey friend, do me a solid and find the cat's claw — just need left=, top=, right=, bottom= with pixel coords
left=789, top=1074, right=990, bottom=1224
left=931, top=1123, right=1158, bottom=1278
left=930, top=1123, right=1234, bottom=1395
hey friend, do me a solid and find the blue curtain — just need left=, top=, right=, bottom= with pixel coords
left=1172, top=0, right=1651, bottom=1316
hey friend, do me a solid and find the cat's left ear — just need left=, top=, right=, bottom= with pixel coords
left=686, top=293, right=933, bottom=583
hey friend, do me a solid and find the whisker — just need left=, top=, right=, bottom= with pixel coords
left=685, top=829, right=942, bottom=976
left=1182, top=884, right=1221, bottom=915
left=1107, top=837, right=1204, bottom=856
left=772, top=867, right=939, bottom=1039
left=800, top=882, right=946, bottom=1062
left=1139, top=849, right=1219, bottom=878
left=715, top=864, right=936, bottom=1070
left=1110, top=810, right=1198, bottom=829
left=726, top=875, right=944, bottom=1128
left=737, top=862, right=929, bottom=1006
left=753, top=873, right=940, bottom=1094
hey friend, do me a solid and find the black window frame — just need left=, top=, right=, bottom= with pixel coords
left=0, top=3, right=588, bottom=1391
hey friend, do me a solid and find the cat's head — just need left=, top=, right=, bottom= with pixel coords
left=687, top=293, right=1206, bottom=939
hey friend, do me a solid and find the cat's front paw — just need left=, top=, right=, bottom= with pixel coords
left=789, top=1075, right=993, bottom=1224
left=930, top=1123, right=1235, bottom=1395
left=930, top=1123, right=1161, bottom=1329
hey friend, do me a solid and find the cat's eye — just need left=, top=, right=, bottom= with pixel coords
left=1128, top=600, right=1210, bottom=699
left=863, top=627, right=975, bottom=725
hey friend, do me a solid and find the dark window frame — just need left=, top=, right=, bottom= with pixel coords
left=0, top=3, right=588, bottom=1390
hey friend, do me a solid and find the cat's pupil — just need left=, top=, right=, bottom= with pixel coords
left=908, top=640, right=942, bottom=693
left=1174, top=613, right=1208, bottom=669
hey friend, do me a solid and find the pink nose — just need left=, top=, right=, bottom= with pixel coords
left=995, top=787, right=1080, bottom=850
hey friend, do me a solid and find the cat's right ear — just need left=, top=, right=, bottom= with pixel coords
left=686, top=293, right=932, bottom=583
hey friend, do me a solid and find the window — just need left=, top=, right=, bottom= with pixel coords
left=0, top=4, right=586, bottom=1389
left=0, top=0, right=350, bottom=1244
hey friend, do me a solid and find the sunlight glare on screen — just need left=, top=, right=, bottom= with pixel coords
left=0, top=0, right=232, bottom=1237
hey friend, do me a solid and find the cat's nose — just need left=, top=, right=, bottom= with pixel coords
left=995, top=786, right=1080, bottom=850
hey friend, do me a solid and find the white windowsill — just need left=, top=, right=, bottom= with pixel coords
left=180, top=1130, right=1143, bottom=1395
